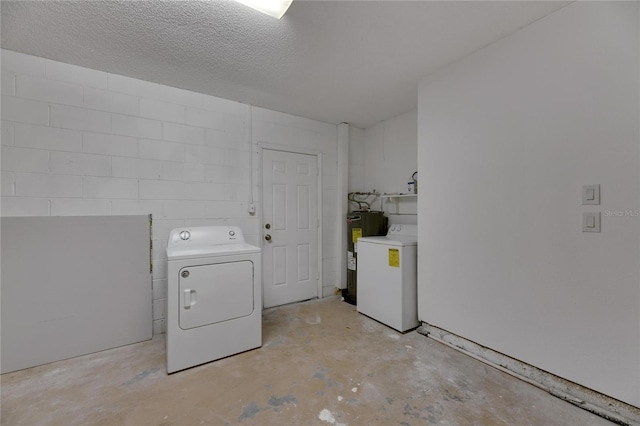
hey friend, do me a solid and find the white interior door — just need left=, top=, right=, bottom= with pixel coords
left=262, top=148, right=319, bottom=308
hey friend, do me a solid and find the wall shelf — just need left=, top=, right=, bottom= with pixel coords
left=381, top=194, right=417, bottom=214
left=380, top=194, right=417, bottom=199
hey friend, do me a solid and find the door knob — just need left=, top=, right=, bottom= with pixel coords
left=265, top=234, right=272, bottom=241
left=265, top=223, right=271, bottom=229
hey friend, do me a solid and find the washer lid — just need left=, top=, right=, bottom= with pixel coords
left=358, top=235, right=417, bottom=247
left=167, top=243, right=260, bottom=260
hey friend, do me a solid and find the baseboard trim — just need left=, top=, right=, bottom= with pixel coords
left=418, top=323, right=640, bottom=426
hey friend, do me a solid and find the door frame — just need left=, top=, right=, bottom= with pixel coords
left=258, top=142, right=324, bottom=301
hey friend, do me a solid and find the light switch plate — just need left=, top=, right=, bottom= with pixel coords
left=582, top=184, right=600, bottom=205
left=583, top=212, right=601, bottom=233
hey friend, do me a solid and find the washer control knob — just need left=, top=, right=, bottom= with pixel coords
left=179, top=230, right=190, bottom=240
left=181, top=270, right=190, bottom=278
left=229, top=230, right=236, bottom=237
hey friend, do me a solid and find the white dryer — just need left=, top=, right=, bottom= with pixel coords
left=356, top=224, right=419, bottom=332
left=166, top=226, right=261, bottom=373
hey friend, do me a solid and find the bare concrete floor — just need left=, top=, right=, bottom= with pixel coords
left=1, top=296, right=614, bottom=426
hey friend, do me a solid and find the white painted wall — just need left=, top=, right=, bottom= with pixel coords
left=337, top=123, right=349, bottom=289
left=349, top=109, right=417, bottom=222
left=348, top=126, right=365, bottom=194
left=0, top=50, right=339, bottom=334
left=418, top=2, right=639, bottom=407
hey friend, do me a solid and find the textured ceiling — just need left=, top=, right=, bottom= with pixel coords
left=1, top=1, right=568, bottom=128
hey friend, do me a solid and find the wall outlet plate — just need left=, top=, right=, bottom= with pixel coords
left=582, top=184, right=600, bottom=205
left=583, top=212, right=601, bottom=233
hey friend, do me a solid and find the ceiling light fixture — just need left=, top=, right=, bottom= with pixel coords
left=234, top=0, right=293, bottom=19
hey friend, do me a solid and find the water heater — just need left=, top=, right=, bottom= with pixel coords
left=345, top=211, right=387, bottom=305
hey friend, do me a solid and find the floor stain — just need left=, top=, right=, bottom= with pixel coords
left=443, top=387, right=468, bottom=403
left=318, top=408, right=336, bottom=424
left=263, top=335, right=286, bottom=348
left=268, top=394, right=297, bottom=407
left=238, top=401, right=268, bottom=422
left=402, top=403, right=423, bottom=420
left=426, top=404, right=443, bottom=423
left=313, top=369, right=326, bottom=380
left=122, top=367, right=160, bottom=386
left=305, top=314, right=322, bottom=325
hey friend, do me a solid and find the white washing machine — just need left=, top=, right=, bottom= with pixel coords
left=356, top=224, right=419, bottom=332
left=166, top=226, right=261, bottom=373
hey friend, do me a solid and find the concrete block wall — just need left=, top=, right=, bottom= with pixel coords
left=348, top=109, right=417, bottom=223
left=250, top=107, right=340, bottom=297
left=348, top=126, right=365, bottom=193
left=1, top=49, right=339, bottom=333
